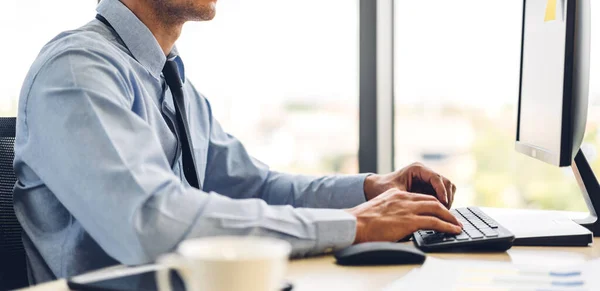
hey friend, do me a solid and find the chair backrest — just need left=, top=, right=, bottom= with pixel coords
left=0, top=117, right=27, bottom=289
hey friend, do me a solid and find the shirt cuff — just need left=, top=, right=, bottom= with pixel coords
left=295, top=208, right=357, bottom=256
left=327, top=174, right=370, bottom=209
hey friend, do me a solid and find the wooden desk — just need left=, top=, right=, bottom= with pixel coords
left=22, top=243, right=600, bottom=291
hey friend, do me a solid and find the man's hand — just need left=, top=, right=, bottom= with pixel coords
left=364, top=163, right=456, bottom=208
left=346, top=188, right=462, bottom=244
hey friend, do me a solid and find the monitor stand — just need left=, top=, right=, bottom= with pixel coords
left=572, top=149, right=600, bottom=235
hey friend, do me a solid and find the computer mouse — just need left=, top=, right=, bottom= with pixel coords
left=334, top=242, right=426, bottom=266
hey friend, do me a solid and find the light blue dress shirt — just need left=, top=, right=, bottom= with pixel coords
left=14, top=0, right=367, bottom=283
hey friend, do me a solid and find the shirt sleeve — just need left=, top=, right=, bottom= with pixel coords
left=18, top=42, right=356, bottom=265
left=200, top=97, right=368, bottom=209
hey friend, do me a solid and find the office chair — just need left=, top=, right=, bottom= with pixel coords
left=0, top=117, right=27, bottom=289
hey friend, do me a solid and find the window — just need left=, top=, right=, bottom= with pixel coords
left=394, top=0, right=600, bottom=211
left=3, top=0, right=360, bottom=175
left=0, top=0, right=96, bottom=116
left=177, top=0, right=359, bottom=175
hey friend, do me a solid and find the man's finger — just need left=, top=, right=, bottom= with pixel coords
left=429, top=175, right=449, bottom=206
left=408, top=165, right=447, bottom=204
left=443, top=178, right=454, bottom=208
left=411, top=164, right=440, bottom=186
left=452, top=184, right=457, bottom=200
left=408, top=193, right=439, bottom=202
left=410, top=165, right=453, bottom=207
left=416, top=201, right=461, bottom=226
left=414, top=216, right=462, bottom=234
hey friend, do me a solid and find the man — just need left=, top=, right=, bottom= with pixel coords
left=14, top=0, right=462, bottom=284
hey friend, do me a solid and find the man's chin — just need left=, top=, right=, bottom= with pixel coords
left=195, top=4, right=216, bottom=21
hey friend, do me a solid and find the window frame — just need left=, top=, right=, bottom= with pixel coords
left=359, top=0, right=395, bottom=174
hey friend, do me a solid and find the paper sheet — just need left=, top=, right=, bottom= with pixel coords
left=545, top=0, right=567, bottom=22
left=383, top=257, right=593, bottom=291
left=480, top=207, right=591, bottom=240
left=381, top=269, right=421, bottom=291
left=545, top=0, right=557, bottom=22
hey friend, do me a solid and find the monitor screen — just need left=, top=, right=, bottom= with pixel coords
left=518, top=0, right=568, bottom=158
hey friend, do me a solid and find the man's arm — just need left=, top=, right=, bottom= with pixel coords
left=17, top=41, right=356, bottom=264
left=198, top=95, right=459, bottom=211
left=195, top=116, right=464, bottom=246
left=198, top=93, right=367, bottom=209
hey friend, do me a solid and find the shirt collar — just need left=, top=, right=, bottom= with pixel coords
left=168, top=50, right=186, bottom=83
left=97, top=0, right=184, bottom=80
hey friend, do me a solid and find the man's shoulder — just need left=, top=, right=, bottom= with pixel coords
left=33, top=21, right=129, bottom=74
left=20, top=21, right=135, bottom=107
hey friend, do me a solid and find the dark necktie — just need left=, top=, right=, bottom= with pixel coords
left=96, top=14, right=200, bottom=189
left=163, top=61, right=201, bottom=189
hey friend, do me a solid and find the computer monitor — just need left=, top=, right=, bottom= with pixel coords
left=515, top=0, right=590, bottom=167
left=515, top=0, right=600, bottom=235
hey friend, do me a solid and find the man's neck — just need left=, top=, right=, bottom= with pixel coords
left=120, top=0, right=183, bottom=55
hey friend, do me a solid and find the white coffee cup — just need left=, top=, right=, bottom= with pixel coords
left=156, top=236, right=291, bottom=291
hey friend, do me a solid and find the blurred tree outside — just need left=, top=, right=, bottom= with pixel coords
left=471, top=106, right=587, bottom=211
left=395, top=103, right=593, bottom=212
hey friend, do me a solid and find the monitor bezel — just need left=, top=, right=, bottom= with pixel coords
left=515, top=0, right=577, bottom=167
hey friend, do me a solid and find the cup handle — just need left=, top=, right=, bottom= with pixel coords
left=156, top=253, right=193, bottom=291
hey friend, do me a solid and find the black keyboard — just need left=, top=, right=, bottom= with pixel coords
left=413, top=207, right=515, bottom=252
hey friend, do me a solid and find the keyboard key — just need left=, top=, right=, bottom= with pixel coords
left=455, top=232, right=470, bottom=241
left=480, top=228, right=499, bottom=237
left=464, top=229, right=483, bottom=239
left=468, top=207, right=483, bottom=215
left=478, top=226, right=492, bottom=232
left=413, top=208, right=513, bottom=250
left=457, top=208, right=471, bottom=216
left=487, top=222, right=499, bottom=228
left=424, top=233, right=444, bottom=243
left=472, top=222, right=487, bottom=228
left=469, top=234, right=484, bottom=239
